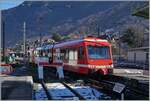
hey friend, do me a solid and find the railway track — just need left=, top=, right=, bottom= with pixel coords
left=40, top=80, right=52, bottom=100
left=34, top=70, right=87, bottom=100
left=34, top=69, right=110, bottom=100
left=84, top=78, right=149, bottom=100
left=34, top=82, right=77, bottom=100
left=101, top=75, right=149, bottom=97
left=35, top=80, right=97, bottom=100
left=60, top=81, right=85, bottom=100
left=62, top=72, right=149, bottom=100
left=32, top=66, right=149, bottom=100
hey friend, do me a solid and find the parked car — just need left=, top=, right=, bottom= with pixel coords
left=0, top=64, right=13, bottom=75
left=114, top=59, right=147, bottom=69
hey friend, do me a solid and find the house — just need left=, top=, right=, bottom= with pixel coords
left=127, top=4, right=149, bottom=67
left=127, top=47, right=149, bottom=65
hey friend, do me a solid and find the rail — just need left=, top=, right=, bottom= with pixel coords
left=60, top=80, right=85, bottom=100
left=40, top=80, right=52, bottom=100
left=87, top=78, right=149, bottom=99
left=38, top=66, right=149, bottom=100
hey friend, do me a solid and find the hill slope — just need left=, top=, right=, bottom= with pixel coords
left=1, top=1, right=148, bottom=47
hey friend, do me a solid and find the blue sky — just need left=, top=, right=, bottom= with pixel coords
left=0, top=0, right=25, bottom=10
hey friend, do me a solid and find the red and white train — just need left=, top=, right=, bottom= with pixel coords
left=30, top=37, right=113, bottom=75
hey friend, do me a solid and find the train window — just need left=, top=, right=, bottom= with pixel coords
left=65, top=49, right=69, bottom=60
left=48, top=49, right=52, bottom=57
left=74, top=50, right=77, bottom=60
left=45, top=50, right=47, bottom=56
left=42, top=50, right=45, bottom=57
left=48, top=49, right=53, bottom=63
left=87, top=46, right=110, bottom=59
left=78, top=47, right=84, bottom=59
left=69, top=50, right=74, bottom=60
left=34, top=51, right=36, bottom=56
left=55, top=48, right=61, bottom=60
left=39, top=50, right=42, bottom=56
left=27, top=52, right=30, bottom=57
left=68, top=49, right=77, bottom=60
left=60, top=49, right=66, bottom=60
left=37, top=50, right=40, bottom=57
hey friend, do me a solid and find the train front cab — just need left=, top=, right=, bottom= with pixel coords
left=84, top=40, right=113, bottom=75
left=53, top=39, right=113, bottom=75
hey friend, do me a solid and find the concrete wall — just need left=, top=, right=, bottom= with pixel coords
left=127, top=51, right=135, bottom=61
left=127, top=51, right=147, bottom=63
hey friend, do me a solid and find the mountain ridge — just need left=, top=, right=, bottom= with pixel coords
left=1, top=1, right=148, bottom=47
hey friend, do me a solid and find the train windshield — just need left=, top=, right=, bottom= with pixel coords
left=87, top=45, right=110, bottom=59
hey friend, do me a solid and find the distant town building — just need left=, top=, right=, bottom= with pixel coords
left=127, top=4, right=149, bottom=67
left=143, top=30, right=149, bottom=47
left=127, top=47, right=149, bottom=65
left=0, top=48, right=14, bottom=56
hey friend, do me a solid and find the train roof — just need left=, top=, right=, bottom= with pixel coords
left=9, top=51, right=24, bottom=54
left=54, top=37, right=109, bottom=48
left=36, top=37, right=109, bottom=50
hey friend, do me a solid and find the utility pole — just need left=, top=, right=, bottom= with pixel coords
left=23, top=22, right=26, bottom=56
left=97, top=24, right=100, bottom=37
left=40, top=32, right=42, bottom=47
left=2, top=20, right=5, bottom=62
left=118, top=31, right=121, bottom=60
left=38, top=16, right=42, bottom=47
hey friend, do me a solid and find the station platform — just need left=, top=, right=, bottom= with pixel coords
left=1, top=65, right=33, bottom=100
left=1, top=75, right=33, bottom=100
left=113, top=68, right=149, bottom=81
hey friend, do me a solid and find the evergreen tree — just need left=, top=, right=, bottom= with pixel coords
left=121, top=24, right=144, bottom=48
left=51, top=33, right=62, bottom=42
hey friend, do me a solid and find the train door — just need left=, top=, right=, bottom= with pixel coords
left=68, top=48, right=78, bottom=66
left=78, top=46, right=85, bottom=64
left=55, top=48, right=62, bottom=63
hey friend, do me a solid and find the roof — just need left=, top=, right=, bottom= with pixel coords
left=128, top=47, right=149, bottom=51
left=132, top=5, right=149, bottom=19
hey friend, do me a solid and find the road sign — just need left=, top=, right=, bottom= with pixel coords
left=113, top=83, right=125, bottom=93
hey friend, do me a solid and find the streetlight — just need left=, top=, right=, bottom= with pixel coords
left=2, top=20, right=5, bottom=62
left=37, top=16, right=43, bottom=47
left=97, top=24, right=100, bottom=37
